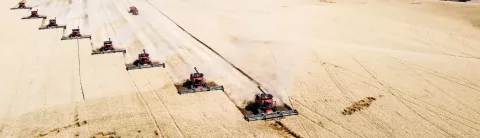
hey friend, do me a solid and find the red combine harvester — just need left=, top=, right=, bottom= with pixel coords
left=10, top=2, right=32, bottom=10
left=21, top=10, right=46, bottom=19
left=91, top=38, right=127, bottom=55
left=178, top=67, right=225, bottom=94
left=39, top=17, right=66, bottom=30
left=61, top=26, right=92, bottom=40
left=243, top=86, right=299, bottom=121
left=129, top=6, right=138, bottom=15
left=126, top=49, right=165, bottom=70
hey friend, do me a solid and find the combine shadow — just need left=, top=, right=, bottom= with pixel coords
left=174, top=79, right=220, bottom=91
left=174, top=79, right=191, bottom=91
left=238, top=101, right=295, bottom=116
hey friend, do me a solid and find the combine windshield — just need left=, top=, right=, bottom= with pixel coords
left=194, top=80, right=202, bottom=85
left=263, top=102, right=273, bottom=109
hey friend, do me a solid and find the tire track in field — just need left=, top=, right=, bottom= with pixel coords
left=295, top=83, right=327, bottom=138
left=311, top=52, right=395, bottom=137
left=344, top=56, right=480, bottom=135
left=126, top=72, right=163, bottom=138
left=409, top=27, right=480, bottom=60
left=296, top=65, right=367, bottom=137
left=86, top=2, right=164, bottom=137
left=295, top=115, right=314, bottom=138
left=446, top=32, right=479, bottom=57
left=386, top=57, right=480, bottom=132
left=291, top=84, right=340, bottom=138
left=352, top=57, right=457, bottom=137
left=145, top=83, right=185, bottom=137
left=291, top=99, right=364, bottom=138
left=321, top=64, right=355, bottom=102
left=395, top=58, right=480, bottom=92
left=316, top=55, right=480, bottom=131
left=75, top=39, right=85, bottom=100
left=71, top=0, right=92, bottom=101
left=390, top=58, right=480, bottom=116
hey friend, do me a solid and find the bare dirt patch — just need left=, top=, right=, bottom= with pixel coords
left=91, top=131, right=119, bottom=138
left=342, top=97, right=377, bottom=115
left=92, top=49, right=100, bottom=52
left=37, top=111, right=88, bottom=137
left=270, top=121, right=302, bottom=138
left=125, top=63, right=133, bottom=67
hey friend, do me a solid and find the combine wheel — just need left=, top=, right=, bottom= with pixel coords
left=257, top=108, right=263, bottom=114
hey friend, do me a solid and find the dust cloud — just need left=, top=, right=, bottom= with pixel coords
left=32, top=0, right=303, bottom=107
left=260, top=43, right=306, bottom=105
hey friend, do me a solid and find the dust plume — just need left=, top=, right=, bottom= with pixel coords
left=263, top=43, right=306, bottom=105
left=149, top=46, right=177, bottom=63
left=83, top=0, right=118, bottom=36
left=221, top=38, right=306, bottom=106
left=29, top=0, right=70, bottom=24
left=28, top=0, right=54, bottom=7
left=66, top=0, right=86, bottom=21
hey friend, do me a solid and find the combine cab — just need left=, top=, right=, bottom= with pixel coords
left=178, top=67, right=225, bottom=94
left=126, top=49, right=165, bottom=70
left=91, top=38, right=127, bottom=55
left=61, top=26, right=92, bottom=40
left=129, top=6, right=138, bottom=15
left=39, top=17, right=66, bottom=30
left=243, top=86, right=299, bottom=121
left=21, top=10, right=46, bottom=19
left=11, top=2, right=32, bottom=10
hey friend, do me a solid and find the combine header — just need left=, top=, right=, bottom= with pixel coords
left=91, top=38, right=126, bottom=55
left=39, top=17, right=66, bottom=30
left=129, top=6, right=138, bottom=15
left=243, top=86, right=299, bottom=121
left=178, top=67, right=225, bottom=94
left=61, top=26, right=91, bottom=40
left=126, top=49, right=165, bottom=70
left=21, top=10, right=46, bottom=19
left=11, top=1, right=32, bottom=10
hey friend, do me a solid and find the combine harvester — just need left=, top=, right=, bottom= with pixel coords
left=39, top=17, right=66, bottom=30
left=178, top=67, right=225, bottom=94
left=61, top=26, right=91, bottom=40
left=243, top=86, right=299, bottom=121
left=126, top=49, right=165, bottom=70
left=11, top=1, right=32, bottom=10
left=91, top=38, right=126, bottom=55
left=21, top=10, right=46, bottom=19
left=129, top=6, right=138, bottom=15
